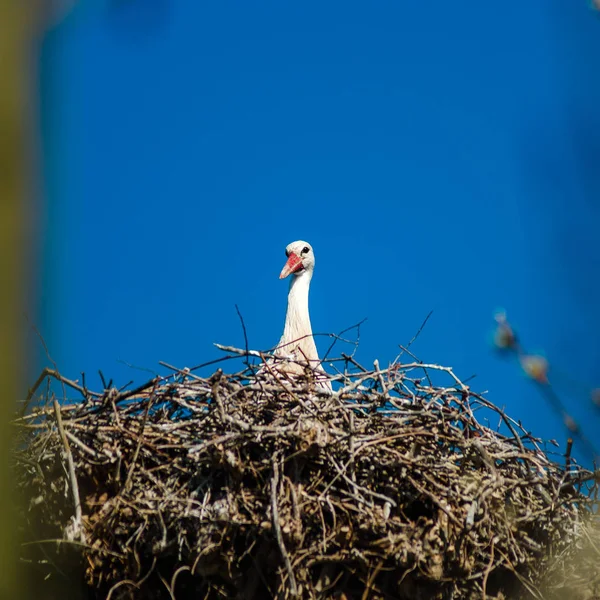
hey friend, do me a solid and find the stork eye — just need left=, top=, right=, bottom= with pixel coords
left=301, top=246, right=310, bottom=255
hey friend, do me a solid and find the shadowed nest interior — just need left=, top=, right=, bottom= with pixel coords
left=12, top=350, right=600, bottom=599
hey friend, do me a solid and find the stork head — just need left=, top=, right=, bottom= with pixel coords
left=279, top=240, right=315, bottom=279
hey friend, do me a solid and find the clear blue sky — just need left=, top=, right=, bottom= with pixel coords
left=38, top=1, right=600, bottom=465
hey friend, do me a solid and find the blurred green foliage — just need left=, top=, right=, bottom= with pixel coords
left=0, top=0, right=30, bottom=597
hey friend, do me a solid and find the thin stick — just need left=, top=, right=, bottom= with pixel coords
left=323, top=318, right=367, bottom=362
left=271, top=457, right=298, bottom=598
left=235, top=304, right=250, bottom=362
left=404, top=310, right=433, bottom=352
left=53, top=398, right=85, bottom=543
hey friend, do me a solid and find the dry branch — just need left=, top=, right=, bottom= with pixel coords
left=12, top=350, right=600, bottom=599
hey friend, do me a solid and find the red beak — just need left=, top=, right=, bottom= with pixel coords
left=279, top=253, right=303, bottom=279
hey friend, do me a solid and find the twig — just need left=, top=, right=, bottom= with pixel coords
left=117, top=376, right=162, bottom=401
left=482, top=538, right=495, bottom=599
left=322, top=318, right=367, bottom=362
left=53, top=398, right=85, bottom=543
left=271, top=457, right=298, bottom=598
left=565, top=437, right=573, bottom=476
left=213, top=344, right=263, bottom=359
left=120, top=384, right=156, bottom=494
left=397, top=310, right=433, bottom=359
left=235, top=304, right=251, bottom=368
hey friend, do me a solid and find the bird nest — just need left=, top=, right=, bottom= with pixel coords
left=12, top=351, right=600, bottom=600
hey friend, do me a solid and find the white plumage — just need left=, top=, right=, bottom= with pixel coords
left=272, top=240, right=331, bottom=392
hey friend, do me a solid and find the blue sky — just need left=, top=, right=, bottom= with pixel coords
left=38, top=1, right=600, bottom=465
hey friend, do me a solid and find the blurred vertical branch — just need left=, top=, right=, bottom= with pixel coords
left=0, top=0, right=33, bottom=598
left=492, top=311, right=599, bottom=463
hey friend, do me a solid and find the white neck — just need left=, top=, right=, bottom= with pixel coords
left=277, top=270, right=320, bottom=363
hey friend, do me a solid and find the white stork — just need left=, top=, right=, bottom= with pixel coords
left=273, top=240, right=332, bottom=392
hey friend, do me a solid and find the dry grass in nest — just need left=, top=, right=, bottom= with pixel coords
left=12, top=349, right=599, bottom=599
